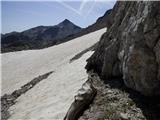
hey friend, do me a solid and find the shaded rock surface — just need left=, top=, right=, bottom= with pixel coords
left=79, top=72, right=160, bottom=120
left=86, top=1, right=160, bottom=96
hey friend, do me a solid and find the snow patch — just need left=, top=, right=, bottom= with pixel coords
left=2, top=28, right=106, bottom=120
left=2, top=28, right=106, bottom=95
left=9, top=51, right=93, bottom=120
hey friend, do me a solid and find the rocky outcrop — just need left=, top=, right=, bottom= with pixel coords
left=64, top=79, right=97, bottom=120
left=79, top=72, right=160, bottom=120
left=86, top=1, right=160, bottom=96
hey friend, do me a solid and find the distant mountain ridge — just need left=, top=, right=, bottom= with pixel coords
left=1, top=19, right=81, bottom=53
left=1, top=9, right=112, bottom=53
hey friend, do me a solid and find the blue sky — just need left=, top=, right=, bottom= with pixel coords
left=2, top=0, right=116, bottom=34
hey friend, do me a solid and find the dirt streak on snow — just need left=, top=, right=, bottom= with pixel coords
left=2, top=28, right=106, bottom=120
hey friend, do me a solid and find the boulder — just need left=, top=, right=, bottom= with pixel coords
left=64, top=79, right=97, bottom=120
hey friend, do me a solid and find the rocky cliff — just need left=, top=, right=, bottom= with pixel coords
left=86, top=1, right=160, bottom=96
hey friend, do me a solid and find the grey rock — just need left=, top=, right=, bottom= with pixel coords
left=64, top=79, right=97, bottom=120
left=101, top=39, right=120, bottom=79
left=120, top=113, right=128, bottom=120
left=154, top=39, right=160, bottom=82
left=86, top=1, right=160, bottom=96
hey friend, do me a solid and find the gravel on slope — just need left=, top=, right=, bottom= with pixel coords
left=79, top=72, right=160, bottom=120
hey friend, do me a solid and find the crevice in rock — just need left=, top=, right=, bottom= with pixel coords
left=1, top=71, right=53, bottom=120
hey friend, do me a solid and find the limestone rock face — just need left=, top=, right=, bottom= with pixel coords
left=86, top=1, right=160, bottom=96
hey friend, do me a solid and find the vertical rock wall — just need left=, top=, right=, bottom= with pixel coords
left=86, top=1, right=160, bottom=96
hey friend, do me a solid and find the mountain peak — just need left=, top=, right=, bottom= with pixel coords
left=58, top=19, right=81, bottom=30
left=63, top=19, right=71, bottom=23
left=59, top=19, right=73, bottom=26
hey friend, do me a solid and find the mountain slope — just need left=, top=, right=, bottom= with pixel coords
left=2, top=28, right=106, bottom=120
left=62, top=9, right=112, bottom=42
left=1, top=19, right=81, bottom=53
left=1, top=9, right=112, bottom=53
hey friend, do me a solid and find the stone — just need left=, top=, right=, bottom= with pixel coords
left=64, top=79, right=97, bottom=120
left=86, top=1, right=160, bottom=96
left=120, top=113, right=128, bottom=120
left=123, top=42, right=158, bottom=96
